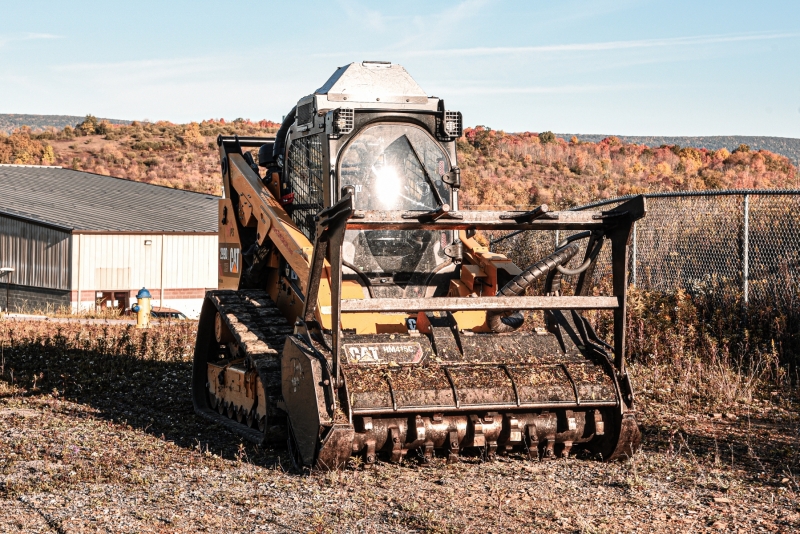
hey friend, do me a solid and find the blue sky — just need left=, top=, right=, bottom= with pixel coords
left=1, top=0, right=799, bottom=137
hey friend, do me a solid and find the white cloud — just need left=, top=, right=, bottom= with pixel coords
left=397, top=0, right=490, bottom=49
left=51, top=56, right=236, bottom=85
left=406, top=32, right=800, bottom=57
left=23, top=33, right=61, bottom=40
left=428, top=83, right=652, bottom=95
left=0, top=32, right=62, bottom=48
left=338, top=0, right=390, bottom=32
left=53, top=56, right=220, bottom=72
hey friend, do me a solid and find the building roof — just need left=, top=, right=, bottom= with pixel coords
left=0, top=165, right=219, bottom=232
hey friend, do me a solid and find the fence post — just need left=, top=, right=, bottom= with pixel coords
left=743, top=194, right=750, bottom=304
left=631, top=222, right=637, bottom=287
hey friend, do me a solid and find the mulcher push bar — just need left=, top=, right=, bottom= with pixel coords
left=347, top=196, right=645, bottom=231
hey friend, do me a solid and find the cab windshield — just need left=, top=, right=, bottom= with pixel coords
left=339, top=124, right=450, bottom=210
left=338, top=124, right=454, bottom=298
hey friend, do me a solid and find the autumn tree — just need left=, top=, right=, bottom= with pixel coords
left=538, top=131, right=556, bottom=144
left=76, top=115, right=99, bottom=136
left=457, top=127, right=797, bottom=208
left=0, top=127, right=55, bottom=165
left=96, top=120, right=112, bottom=136
left=180, top=122, right=205, bottom=146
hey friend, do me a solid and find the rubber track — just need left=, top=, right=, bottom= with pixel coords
left=195, top=289, right=294, bottom=444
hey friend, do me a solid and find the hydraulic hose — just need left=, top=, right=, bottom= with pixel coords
left=343, top=260, right=374, bottom=298
left=487, top=243, right=580, bottom=333
left=272, top=106, right=297, bottom=166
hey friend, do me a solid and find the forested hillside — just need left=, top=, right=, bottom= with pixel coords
left=459, top=128, right=798, bottom=208
left=0, top=114, right=130, bottom=134
left=0, top=116, right=278, bottom=194
left=560, top=133, right=800, bottom=166
left=1, top=117, right=797, bottom=207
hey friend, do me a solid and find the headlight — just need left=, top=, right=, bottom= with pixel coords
left=439, top=110, right=462, bottom=139
left=330, top=107, right=354, bottom=137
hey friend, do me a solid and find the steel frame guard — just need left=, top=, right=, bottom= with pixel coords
left=303, top=194, right=645, bottom=418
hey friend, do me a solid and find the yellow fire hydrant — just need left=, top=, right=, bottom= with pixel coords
left=132, top=287, right=152, bottom=329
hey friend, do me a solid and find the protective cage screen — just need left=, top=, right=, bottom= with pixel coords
left=286, top=135, right=325, bottom=240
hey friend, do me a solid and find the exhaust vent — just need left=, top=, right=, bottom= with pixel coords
left=297, top=101, right=314, bottom=125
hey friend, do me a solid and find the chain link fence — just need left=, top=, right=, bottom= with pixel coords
left=484, top=190, right=800, bottom=305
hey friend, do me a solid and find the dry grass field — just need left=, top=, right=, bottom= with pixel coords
left=0, top=318, right=798, bottom=533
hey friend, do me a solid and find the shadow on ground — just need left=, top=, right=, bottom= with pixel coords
left=639, top=412, right=800, bottom=483
left=2, top=332, right=798, bottom=479
left=0, top=335, right=285, bottom=467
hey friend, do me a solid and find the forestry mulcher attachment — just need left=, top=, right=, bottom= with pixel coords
left=192, top=61, right=644, bottom=469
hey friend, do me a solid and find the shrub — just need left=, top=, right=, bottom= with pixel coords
left=538, top=131, right=556, bottom=144
left=96, top=120, right=112, bottom=136
left=76, top=115, right=99, bottom=136
left=0, top=128, right=55, bottom=165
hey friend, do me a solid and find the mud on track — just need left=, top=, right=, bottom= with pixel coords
left=1, top=320, right=798, bottom=533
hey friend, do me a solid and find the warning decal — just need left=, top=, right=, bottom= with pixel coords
left=343, top=343, right=424, bottom=365
left=219, top=245, right=241, bottom=277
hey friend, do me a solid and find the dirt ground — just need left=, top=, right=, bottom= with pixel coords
left=1, top=321, right=799, bottom=533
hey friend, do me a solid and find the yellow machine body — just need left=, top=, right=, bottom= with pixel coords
left=192, top=62, right=643, bottom=470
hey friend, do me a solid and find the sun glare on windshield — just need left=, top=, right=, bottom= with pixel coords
left=339, top=123, right=450, bottom=211
left=371, top=160, right=402, bottom=208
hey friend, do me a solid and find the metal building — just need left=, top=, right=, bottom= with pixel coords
left=0, top=165, right=219, bottom=318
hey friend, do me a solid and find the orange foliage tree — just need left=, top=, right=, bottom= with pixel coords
left=0, top=126, right=55, bottom=165
left=458, top=127, right=797, bottom=209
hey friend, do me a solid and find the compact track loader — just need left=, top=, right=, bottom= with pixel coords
left=192, top=61, right=644, bottom=469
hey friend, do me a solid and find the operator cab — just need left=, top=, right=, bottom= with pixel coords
left=339, top=123, right=453, bottom=297
left=275, top=61, right=463, bottom=298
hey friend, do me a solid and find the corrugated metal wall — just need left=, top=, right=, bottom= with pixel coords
left=163, top=234, right=218, bottom=289
left=72, top=233, right=217, bottom=292
left=0, top=214, right=71, bottom=289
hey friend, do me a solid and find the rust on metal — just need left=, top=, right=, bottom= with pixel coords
left=340, top=295, right=620, bottom=313
left=347, top=209, right=623, bottom=231
left=442, top=366, right=460, bottom=409
left=560, top=363, right=581, bottom=406
left=500, top=364, right=522, bottom=407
